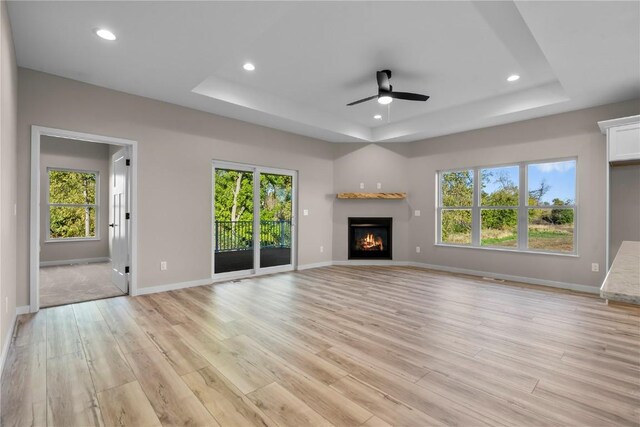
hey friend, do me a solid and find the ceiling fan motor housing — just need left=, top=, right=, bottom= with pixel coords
left=346, top=69, right=428, bottom=106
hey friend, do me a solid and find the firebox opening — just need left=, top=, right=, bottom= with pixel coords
left=348, top=217, right=392, bottom=260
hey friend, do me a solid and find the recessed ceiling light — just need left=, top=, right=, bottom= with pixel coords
left=243, top=63, right=255, bottom=71
left=507, top=74, right=520, bottom=82
left=378, top=95, right=393, bottom=105
left=373, top=114, right=382, bottom=120
left=95, top=28, right=116, bottom=41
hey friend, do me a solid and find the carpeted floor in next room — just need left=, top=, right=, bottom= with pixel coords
left=39, top=262, right=126, bottom=307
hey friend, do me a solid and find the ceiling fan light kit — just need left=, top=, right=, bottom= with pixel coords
left=347, top=69, right=429, bottom=106
left=378, top=95, right=393, bottom=105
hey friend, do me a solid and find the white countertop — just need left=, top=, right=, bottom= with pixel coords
left=601, top=241, right=640, bottom=304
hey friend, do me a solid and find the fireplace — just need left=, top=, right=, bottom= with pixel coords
left=348, top=217, right=392, bottom=260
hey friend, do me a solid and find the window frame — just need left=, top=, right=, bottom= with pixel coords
left=45, top=167, right=101, bottom=243
left=437, top=168, right=474, bottom=246
left=436, top=157, right=578, bottom=256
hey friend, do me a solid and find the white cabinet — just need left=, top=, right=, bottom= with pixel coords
left=598, top=114, right=640, bottom=270
left=599, top=115, right=640, bottom=163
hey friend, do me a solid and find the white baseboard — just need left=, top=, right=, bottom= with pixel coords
left=332, top=260, right=411, bottom=267
left=135, top=264, right=308, bottom=297
left=136, top=265, right=306, bottom=296
left=1, top=306, right=32, bottom=374
left=134, top=278, right=213, bottom=296
left=297, top=260, right=599, bottom=295
left=409, top=261, right=599, bottom=294
left=134, top=260, right=599, bottom=297
left=297, top=261, right=333, bottom=270
left=40, top=257, right=111, bottom=267
left=1, top=310, right=17, bottom=375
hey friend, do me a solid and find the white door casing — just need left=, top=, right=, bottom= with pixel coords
left=31, top=126, right=138, bottom=312
left=110, top=148, right=129, bottom=293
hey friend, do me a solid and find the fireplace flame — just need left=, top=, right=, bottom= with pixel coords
left=358, top=232, right=384, bottom=251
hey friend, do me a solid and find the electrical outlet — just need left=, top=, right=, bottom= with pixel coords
left=160, top=261, right=167, bottom=271
left=377, top=182, right=382, bottom=189
left=359, top=182, right=365, bottom=189
left=416, top=246, right=421, bottom=253
left=320, top=246, right=324, bottom=253
left=303, top=209, right=309, bottom=216
left=414, top=210, right=421, bottom=217
left=591, top=263, right=599, bottom=272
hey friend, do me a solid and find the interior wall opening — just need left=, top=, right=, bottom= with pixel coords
left=30, top=127, right=138, bottom=311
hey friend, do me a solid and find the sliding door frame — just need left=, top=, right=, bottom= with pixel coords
left=211, top=160, right=297, bottom=280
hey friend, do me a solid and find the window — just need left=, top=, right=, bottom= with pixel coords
left=480, top=165, right=519, bottom=248
left=527, top=160, right=576, bottom=253
left=439, top=170, right=473, bottom=245
left=437, top=159, right=576, bottom=254
left=47, top=169, right=99, bottom=240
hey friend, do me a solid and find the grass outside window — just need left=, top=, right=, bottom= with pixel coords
left=437, top=159, right=576, bottom=255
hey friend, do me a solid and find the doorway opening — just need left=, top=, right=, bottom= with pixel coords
left=212, top=161, right=297, bottom=278
left=30, top=127, right=138, bottom=311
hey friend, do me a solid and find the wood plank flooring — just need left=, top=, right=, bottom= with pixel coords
left=2, top=266, right=639, bottom=426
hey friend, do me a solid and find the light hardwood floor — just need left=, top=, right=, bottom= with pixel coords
left=2, top=266, right=639, bottom=426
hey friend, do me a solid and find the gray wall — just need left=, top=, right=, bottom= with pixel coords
left=17, top=68, right=335, bottom=307
left=39, top=136, right=111, bottom=263
left=406, top=100, right=639, bottom=288
left=332, top=143, right=411, bottom=261
left=610, top=163, right=640, bottom=263
left=1, top=0, right=18, bottom=357
left=14, top=67, right=640, bottom=308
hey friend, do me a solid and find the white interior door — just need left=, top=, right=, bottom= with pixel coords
left=110, top=148, right=129, bottom=293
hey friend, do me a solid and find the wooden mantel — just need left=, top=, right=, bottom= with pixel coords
left=336, top=192, right=406, bottom=200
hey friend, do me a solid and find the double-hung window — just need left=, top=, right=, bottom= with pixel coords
left=439, top=170, right=474, bottom=245
left=437, top=159, right=576, bottom=254
left=526, top=160, right=576, bottom=253
left=47, top=168, right=99, bottom=241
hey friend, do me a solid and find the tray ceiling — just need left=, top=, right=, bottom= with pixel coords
left=7, top=1, right=640, bottom=142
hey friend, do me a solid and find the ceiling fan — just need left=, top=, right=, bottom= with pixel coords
left=346, top=70, right=430, bottom=106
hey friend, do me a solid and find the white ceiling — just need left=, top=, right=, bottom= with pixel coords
left=7, top=1, right=640, bottom=143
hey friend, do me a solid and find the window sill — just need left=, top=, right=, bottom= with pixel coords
left=45, top=237, right=100, bottom=243
left=434, top=243, right=579, bottom=258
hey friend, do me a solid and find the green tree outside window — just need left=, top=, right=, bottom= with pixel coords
left=48, top=170, right=98, bottom=239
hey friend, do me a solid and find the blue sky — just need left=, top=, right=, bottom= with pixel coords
left=481, top=161, right=576, bottom=204
left=528, top=160, right=576, bottom=204
left=482, top=165, right=519, bottom=194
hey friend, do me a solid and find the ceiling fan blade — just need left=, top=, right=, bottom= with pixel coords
left=376, top=70, right=391, bottom=92
left=346, top=95, right=378, bottom=106
left=391, top=92, right=430, bottom=102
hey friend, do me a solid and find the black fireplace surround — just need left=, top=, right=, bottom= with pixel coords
left=348, top=217, right=392, bottom=260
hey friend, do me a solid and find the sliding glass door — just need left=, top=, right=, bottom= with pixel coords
left=259, top=172, right=293, bottom=268
left=213, top=162, right=296, bottom=277
left=213, top=165, right=254, bottom=274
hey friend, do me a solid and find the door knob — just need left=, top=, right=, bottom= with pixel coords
left=109, top=223, right=117, bottom=228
